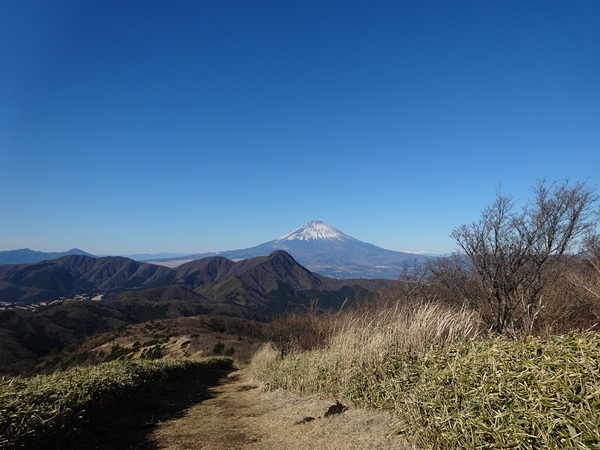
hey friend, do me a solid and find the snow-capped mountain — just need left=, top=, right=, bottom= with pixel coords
left=276, top=221, right=353, bottom=242
left=171, top=221, right=431, bottom=279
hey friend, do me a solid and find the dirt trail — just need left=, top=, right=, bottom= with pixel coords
left=149, top=369, right=412, bottom=450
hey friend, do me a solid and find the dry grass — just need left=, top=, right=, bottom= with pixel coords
left=251, top=301, right=480, bottom=395
left=251, top=300, right=600, bottom=448
left=34, top=315, right=266, bottom=373
left=330, top=299, right=481, bottom=360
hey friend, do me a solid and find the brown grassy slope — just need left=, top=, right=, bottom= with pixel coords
left=33, top=315, right=267, bottom=373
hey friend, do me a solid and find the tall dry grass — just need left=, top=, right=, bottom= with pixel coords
left=330, top=299, right=481, bottom=362
left=251, top=300, right=480, bottom=397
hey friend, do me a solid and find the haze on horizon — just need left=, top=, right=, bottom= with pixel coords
left=1, top=1, right=598, bottom=256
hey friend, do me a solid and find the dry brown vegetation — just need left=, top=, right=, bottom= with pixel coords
left=34, top=315, right=267, bottom=373
left=429, top=179, right=600, bottom=336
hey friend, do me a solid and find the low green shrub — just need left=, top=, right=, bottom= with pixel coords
left=212, top=342, right=225, bottom=354
left=394, top=332, right=600, bottom=448
left=0, top=357, right=233, bottom=449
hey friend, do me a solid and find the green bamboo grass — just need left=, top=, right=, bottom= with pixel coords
left=0, top=357, right=233, bottom=449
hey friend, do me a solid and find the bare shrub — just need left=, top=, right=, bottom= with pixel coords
left=434, top=179, right=599, bottom=334
left=264, top=311, right=333, bottom=358
left=537, top=275, right=599, bottom=334
left=567, top=235, right=600, bottom=322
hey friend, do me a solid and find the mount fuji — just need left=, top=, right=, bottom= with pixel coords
left=163, top=221, right=430, bottom=279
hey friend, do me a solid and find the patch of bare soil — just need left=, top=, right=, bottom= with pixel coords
left=149, top=369, right=414, bottom=450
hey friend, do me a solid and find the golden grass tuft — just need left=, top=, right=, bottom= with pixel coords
left=251, top=301, right=480, bottom=395
left=330, top=300, right=481, bottom=361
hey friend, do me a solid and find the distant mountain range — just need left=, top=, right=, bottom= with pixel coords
left=0, top=248, right=94, bottom=265
left=0, top=221, right=435, bottom=278
left=155, top=221, right=432, bottom=279
left=0, top=223, right=423, bottom=374
left=0, top=250, right=389, bottom=314
left=0, top=250, right=392, bottom=373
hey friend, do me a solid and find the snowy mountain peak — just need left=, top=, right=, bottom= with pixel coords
left=276, top=221, right=352, bottom=242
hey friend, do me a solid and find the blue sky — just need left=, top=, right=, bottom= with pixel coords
left=1, top=1, right=599, bottom=255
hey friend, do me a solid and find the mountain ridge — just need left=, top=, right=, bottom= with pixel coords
left=1, top=222, right=434, bottom=278
left=0, top=250, right=390, bottom=310
left=0, top=250, right=391, bottom=374
left=170, top=221, right=430, bottom=278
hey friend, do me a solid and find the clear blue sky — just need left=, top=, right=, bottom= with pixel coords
left=1, top=1, right=599, bottom=255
